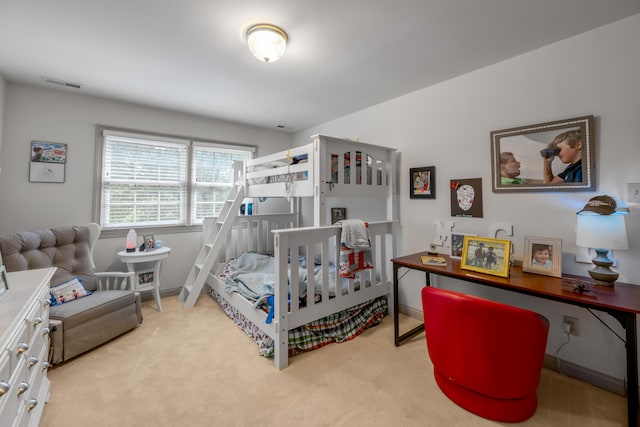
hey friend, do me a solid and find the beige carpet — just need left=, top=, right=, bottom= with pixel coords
left=41, top=296, right=627, bottom=427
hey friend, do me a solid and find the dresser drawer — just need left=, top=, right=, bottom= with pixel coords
left=4, top=323, right=29, bottom=376
left=0, top=358, right=27, bottom=427
left=0, top=268, right=55, bottom=427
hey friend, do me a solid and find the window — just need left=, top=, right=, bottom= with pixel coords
left=191, top=143, right=252, bottom=223
left=95, top=126, right=254, bottom=231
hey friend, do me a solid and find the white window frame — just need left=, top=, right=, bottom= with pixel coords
left=93, top=125, right=254, bottom=236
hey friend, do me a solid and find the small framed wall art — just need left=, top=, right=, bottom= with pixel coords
left=29, top=141, right=67, bottom=183
left=331, top=207, right=347, bottom=224
left=410, top=166, right=435, bottom=199
left=450, top=178, right=483, bottom=217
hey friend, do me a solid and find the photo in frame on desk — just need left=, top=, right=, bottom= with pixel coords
left=522, top=236, right=562, bottom=278
left=450, top=232, right=477, bottom=259
left=461, top=236, right=511, bottom=278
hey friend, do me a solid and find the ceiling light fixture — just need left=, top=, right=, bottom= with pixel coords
left=246, top=24, right=288, bottom=63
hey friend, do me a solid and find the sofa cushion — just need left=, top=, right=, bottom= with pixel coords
left=49, top=290, right=136, bottom=329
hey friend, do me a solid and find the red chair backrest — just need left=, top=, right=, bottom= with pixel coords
left=422, top=286, right=549, bottom=399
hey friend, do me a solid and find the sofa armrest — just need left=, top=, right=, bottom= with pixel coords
left=94, top=271, right=136, bottom=291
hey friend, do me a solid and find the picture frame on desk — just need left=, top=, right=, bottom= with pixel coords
left=461, top=236, right=511, bottom=278
left=450, top=232, right=477, bottom=259
left=523, top=236, right=562, bottom=278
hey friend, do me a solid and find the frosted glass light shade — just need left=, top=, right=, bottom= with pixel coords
left=246, top=24, right=288, bottom=63
left=576, top=214, right=628, bottom=250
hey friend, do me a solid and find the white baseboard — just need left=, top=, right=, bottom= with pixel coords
left=543, top=354, right=627, bottom=396
left=399, top=304, right=422, bottom=320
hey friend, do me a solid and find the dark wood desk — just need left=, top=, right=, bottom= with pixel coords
left=392, top=252, right=640, bottom=427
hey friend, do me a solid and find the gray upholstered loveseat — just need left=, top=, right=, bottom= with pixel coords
left=0, top=223, right=143, bottom=364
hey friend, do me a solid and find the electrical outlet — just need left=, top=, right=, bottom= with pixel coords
left=627, top=183, right=640, bottom=204
left=563, top=315, right=580, bottom=337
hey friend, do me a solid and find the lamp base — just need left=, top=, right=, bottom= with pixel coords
left=588, top=248, right=619, bottom=286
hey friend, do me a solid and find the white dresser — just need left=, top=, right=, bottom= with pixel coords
left=0, top=268, right=56, bottom=427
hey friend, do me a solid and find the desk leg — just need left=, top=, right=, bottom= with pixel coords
left=624, top=313, right=638, bottom=427
left=394, top=263, right=400, bottom=346
left=393, top=264, right=427, bottom=347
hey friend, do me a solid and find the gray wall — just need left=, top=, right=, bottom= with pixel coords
left=295, top=15, right=640, bottom=382
left=0, top=83, right=292, bottom=291
left=0, top=75, right=5, bottom=172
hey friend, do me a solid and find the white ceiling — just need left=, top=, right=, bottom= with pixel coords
left=1, top=1, right=639, bottom=133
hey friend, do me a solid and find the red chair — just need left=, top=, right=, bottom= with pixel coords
left=421, top=286, right=549, bottom=422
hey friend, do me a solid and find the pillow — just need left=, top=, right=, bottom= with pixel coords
left=50, top=277, right=92, bottom=306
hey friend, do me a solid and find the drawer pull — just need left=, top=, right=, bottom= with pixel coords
left=33, top=316, right=43, bottom=326
left=29, top=356, right=39, bottom=368
left=28, top=398, right=38, bottom=411
left=43, top=299, right=51, bottom=307
left=42, top=327, right=51, bottom=336
left=0, top=380, right=10, bottom=396
left=16, top=342, right=29, bottom=356
left=17, top=382, right=29, bottom=396
left=41, top=361, right=51, bottom=371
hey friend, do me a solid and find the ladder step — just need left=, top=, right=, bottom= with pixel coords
left=180, top=184, right=244, bottom=308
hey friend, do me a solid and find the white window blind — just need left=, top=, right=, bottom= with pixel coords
left=192, top=144, right=251, bottom=224
left=96, top=127, right=255, bottom=231
left=102, top=134, right=188, bottom=228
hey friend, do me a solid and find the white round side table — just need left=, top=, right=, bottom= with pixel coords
left=117, top=246, right=171, bottom=312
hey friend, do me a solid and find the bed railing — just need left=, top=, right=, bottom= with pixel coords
left=203, top=213, right=298, bottom=265
left=273, top=221, right=395, bottom=324
left=241, top=136, right=398, bottom=209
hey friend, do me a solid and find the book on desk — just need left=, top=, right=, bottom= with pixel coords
left=421, top=255, right=447, bottom=266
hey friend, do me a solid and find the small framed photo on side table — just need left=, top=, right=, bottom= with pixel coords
left=143, top=235, right=155, bottom=251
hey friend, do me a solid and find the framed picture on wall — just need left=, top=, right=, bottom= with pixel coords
left=490, top=115, right=595, bottom=193
left=29, top=141, right=68, bottom=183
left=450, top=178, right=483, bottom=217
left=409, top=166, right=435, bottom=199
left=331, top=207, right=346, bottom=224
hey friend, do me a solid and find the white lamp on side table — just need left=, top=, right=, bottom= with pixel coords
left=118, top=246, right=171, bottom=311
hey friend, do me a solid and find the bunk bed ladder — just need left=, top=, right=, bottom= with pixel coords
left=179, top=185, right=245, bottom=308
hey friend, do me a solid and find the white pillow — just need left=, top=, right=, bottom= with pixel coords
left=50, top=277, right=91, bottom=305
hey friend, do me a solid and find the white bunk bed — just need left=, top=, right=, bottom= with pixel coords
left=184, top=134, right=398, bottom=369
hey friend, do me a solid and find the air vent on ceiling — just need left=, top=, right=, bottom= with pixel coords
left=41, top=76, right=83, bottom=89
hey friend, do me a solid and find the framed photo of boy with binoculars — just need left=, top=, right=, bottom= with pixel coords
left=490, top=115, right=595, bottom=193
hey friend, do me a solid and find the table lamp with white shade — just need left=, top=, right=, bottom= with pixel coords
left=576, top=195, right=629, bottom=286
